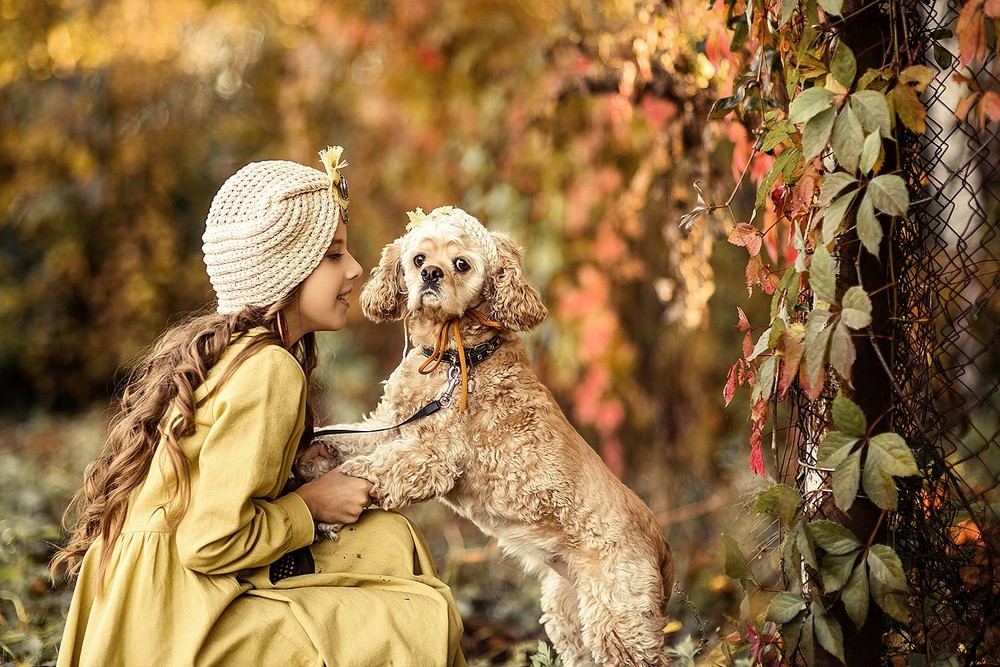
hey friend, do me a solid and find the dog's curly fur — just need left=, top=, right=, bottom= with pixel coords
left=298, top=207, right=673, bottom=666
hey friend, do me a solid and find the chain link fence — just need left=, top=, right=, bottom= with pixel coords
left=774, top=0, right=1000, bottom=662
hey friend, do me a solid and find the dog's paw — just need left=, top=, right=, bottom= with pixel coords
left=315, top=521, right=344, bottom=541
left=336, top=457, right=375, bottom=483
left=295, top=439, right=343, bottom=482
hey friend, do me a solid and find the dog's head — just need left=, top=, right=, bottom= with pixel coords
left=360, top=206, right=547, bottom=331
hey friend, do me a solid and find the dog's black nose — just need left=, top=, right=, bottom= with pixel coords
left=421, top=265, right=444, bottom=283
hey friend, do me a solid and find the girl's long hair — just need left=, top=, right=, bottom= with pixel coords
left=51, top=292, right=317, bottom=584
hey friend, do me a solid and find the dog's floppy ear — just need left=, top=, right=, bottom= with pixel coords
left=488, top=232, right=547, bottom=332
left=360, top=239, right=405, bottom=322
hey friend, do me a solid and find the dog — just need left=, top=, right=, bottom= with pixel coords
left=297, top=206, right=673, bottom=666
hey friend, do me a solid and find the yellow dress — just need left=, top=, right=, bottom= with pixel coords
left=57, top=335, right=466, bottom=667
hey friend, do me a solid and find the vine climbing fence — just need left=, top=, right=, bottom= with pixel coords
left=775, top=0, right=1000, bottom=662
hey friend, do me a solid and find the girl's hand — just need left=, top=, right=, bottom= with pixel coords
left=292, top=469, right=374, bottom=525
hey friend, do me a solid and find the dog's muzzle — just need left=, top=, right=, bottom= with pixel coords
left=421, top=265, right=444, bottom=285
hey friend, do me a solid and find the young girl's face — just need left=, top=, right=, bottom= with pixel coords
left=283, top=222, right=363, bottom=342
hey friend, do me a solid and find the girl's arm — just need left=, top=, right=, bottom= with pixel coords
left=175, top=346, right=314, bottom=575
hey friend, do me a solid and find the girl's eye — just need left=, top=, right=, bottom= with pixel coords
left=454, top=258, right=470, bottom=272
left=327, top=252, right=343, bottom=261
left=414, top=254, right=425, bottom=268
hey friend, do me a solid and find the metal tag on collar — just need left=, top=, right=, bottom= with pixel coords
left=438, top=365, right=462, bottom=407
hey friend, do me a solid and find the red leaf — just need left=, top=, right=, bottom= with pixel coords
left=749, top=426, right=767, bottom=477
left=799, top=353, right=826, bottom=401
left=736, top=306, right=751, bottom=331
left=957, top=0, right=987, bottom=66
left=725, top=361, right=740, bottom=406
left=742, top=331, right=754, bottom=358
left=729, top=222, right=763, bottom=256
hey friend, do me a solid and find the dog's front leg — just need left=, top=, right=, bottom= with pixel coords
left=337, top=439, right=460, bottom=510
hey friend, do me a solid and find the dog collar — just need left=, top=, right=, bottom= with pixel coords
left=421, top=333, right=504, bottom=369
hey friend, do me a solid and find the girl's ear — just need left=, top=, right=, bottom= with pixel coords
left=360, top=239, right=406, bottom=322
left=488, top=232, right=547, bottom=332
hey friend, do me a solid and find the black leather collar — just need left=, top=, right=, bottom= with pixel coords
left=421, top=334, right=505, bottom=369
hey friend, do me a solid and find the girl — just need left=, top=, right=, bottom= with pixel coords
left=52, top=147, right=467, bottom=667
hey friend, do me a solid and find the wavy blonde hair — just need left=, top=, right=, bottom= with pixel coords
left=52, top=293, right=317, bottom=585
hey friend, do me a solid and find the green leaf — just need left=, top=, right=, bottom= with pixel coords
left=831, top=105, right=864, bottom=174
left=842, top=559, right=870, bottom=629
left=862, top=453, right=899, bottom=510
left=829, top=321, right=856, bottom=380
left=803, top=308, right=834, bottom=398
left=833, top=393, right=867, bottom=436
left=709, top=94, right=742, bottom=119
left=817, top=0, right=844, bottom=15
left=782, top=613, right=806, bottom=657
left=869, top=433, right=919, bottom=476
left=755, top=157, right=786, bottom=209
left=802, top=107, right=837, bottom=159
left=780, top=524, right=805, bottom=588
left=832, top=449, right=862, bottom=512
left=818, top=430, right=861, bottom=469
left=781, top=0, right=798, bottom=24
left=831, top=42, right=856, bottom=87
left=840, top=286, right=873, bottom=329
left=789, top=87, right=836, bottom=124
left=722, top=533, right=753, bottom=580
left=867, top=544, right=911, bottom=623
left=859, top=131, right=882, bottom=175
left=768, top=592, right=808, bottom=623
left=812, top=601, right=847, bottom=664
left=752, top=483, right=804, bottom=523
left=762, top=122, right=794, bottom=151
left=781, top=147, right=805, bottom=184
left=797, top=519, right=820, bottom=571
left=809, top=243, right=837, bottom=304
left=821, top=551, right=860, bottom=592
left=800, top=613, right=816, bottom=666
left=822, top=189, right=858, bottom=243
left=809, top=519, right=863, bottom=555
left=868, top=174, right=909, bottom=216
left=747, top=326, right=773, bottom=361
left=850, top=90, right=892, bottom=137
left=856, top=191, right=882, bottom=255
left=752, top=354, right=778, bottom=402
left=819, top=171, right=859, bottom=207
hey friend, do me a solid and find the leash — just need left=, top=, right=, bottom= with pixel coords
left=314, top=312, right=504, bottom=437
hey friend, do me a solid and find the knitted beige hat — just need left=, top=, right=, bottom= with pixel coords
left=202, top=147, right=350, bottom=314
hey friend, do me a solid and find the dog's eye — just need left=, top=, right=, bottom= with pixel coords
left=454, top=258, right=470, bottom=273
left=414, top=254, right=425, bottom=268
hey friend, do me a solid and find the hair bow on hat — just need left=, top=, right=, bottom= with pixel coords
left=319, top=146, right=350, bottom=213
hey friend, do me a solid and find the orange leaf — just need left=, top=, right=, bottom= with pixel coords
left=981, top=90, right=1000, bottom=121
left=956, top=91, right=982, bottom=122
left=778, top=331, right=805, bottom=396
left=729, top=222, right=763, bottom=256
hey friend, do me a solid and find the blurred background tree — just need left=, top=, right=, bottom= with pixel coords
left=1, top=0, right=763, bottom=663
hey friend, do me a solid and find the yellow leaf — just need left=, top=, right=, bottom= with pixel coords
left=892, top=85, right=926, bottom=133
left=898, top=65, right=935, bottom=92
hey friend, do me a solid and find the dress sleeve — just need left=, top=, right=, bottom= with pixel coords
left=175, top=345, right=316, bottom=575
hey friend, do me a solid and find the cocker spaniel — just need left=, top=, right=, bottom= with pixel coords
left=298, top=206, right=673, bottom=667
